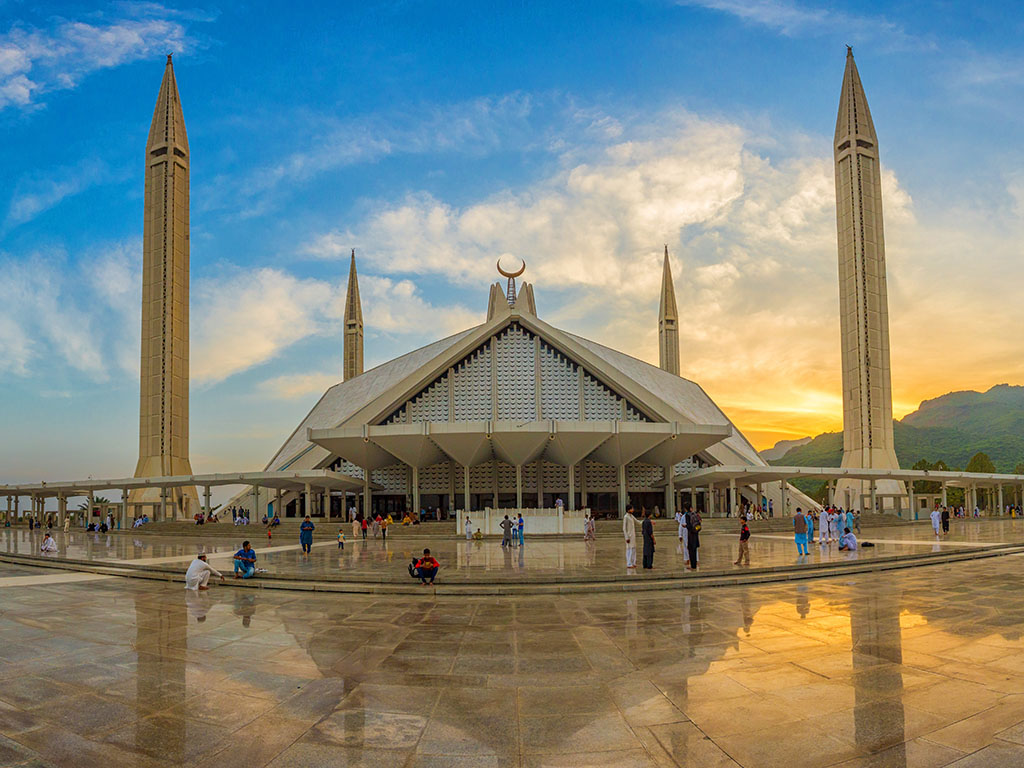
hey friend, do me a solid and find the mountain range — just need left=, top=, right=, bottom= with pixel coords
left=763, top=384, right=1024, bottom=473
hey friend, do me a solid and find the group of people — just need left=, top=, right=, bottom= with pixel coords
left=192, top=511, right=221, bottom=525
left=131, top=514, right=151, bottom=528
left=622, top=504, right=686, bottom=571
left=793, top=506, right=860, bottom=555
left=498, top=514, right=525, bottom=547
left=351, top=513, right=393, bottom=541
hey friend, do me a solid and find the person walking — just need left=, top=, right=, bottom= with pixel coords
left=684, top=506, right=701, bottom=570
left=337, top=528, right=345, bottom=550
left=930, top=506, right=941, bottom=537
left=499, top=515, right=513, bottom=548
left=380, top=515, right=389, bottom=542
left=622, top=505, right=638, bottom=569
left=299, top=516, right=315, bottom=555
left=641, top=509, right=655, bottom=570
left=352, top=516, right=360, bottom=542
left=941, top=506, right=950, bottom=534
left=63, top=516, right=70, bottom=533
left=361, top=517, right=368, bottom=540
left=735, top=519, right=751, bottom=565
left=793, top=507, right=808, bottom=555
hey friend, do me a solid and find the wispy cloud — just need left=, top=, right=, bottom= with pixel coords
left=5, top=158, right=110, bottom=229
left=0, top=6, right=203, bottom=111
left=677, top=0, right=929, bottom=50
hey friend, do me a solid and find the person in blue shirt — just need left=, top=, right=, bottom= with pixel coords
left=300, top=516, right=315, bottom=555
left=845, top=509, right=854, bottom=533
left=516, top=514, right=525, bottom=547
left=805, top=508, right=814, bottom=546
left=233, top=541, right=256, bottom=578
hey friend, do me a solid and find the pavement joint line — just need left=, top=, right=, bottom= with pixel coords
left=3, top=542, right=1024, bottom=595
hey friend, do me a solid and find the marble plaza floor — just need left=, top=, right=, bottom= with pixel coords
left=5, top=553, right=1024, bottom=767
left=3, top=518, right=1024, bottom=584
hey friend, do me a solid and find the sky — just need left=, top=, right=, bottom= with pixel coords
left=2, top=0, right=1024, bottom=494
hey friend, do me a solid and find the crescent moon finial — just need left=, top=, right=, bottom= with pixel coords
left=496, top=257, right=526, bottom=279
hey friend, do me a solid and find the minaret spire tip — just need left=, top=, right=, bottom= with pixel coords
left=167, top=53, right=173, bottom=64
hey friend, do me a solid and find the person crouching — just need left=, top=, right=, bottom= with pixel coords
left=408, top=548, right=440, bottom=585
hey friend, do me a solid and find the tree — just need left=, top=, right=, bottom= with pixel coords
left=77, top=496, right=110, bottom=511
left=966, top=452, right=996, bottom=474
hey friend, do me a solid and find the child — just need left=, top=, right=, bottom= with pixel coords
left=735, top=520, right=750, bottom=565
left=267, top=525, right=273, bottom=542
left=337, top=528, right=345, bottom=550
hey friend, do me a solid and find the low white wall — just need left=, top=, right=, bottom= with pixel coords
left=456, top=508, right=590, bottom=536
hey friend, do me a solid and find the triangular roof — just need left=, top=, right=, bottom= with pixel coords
left=834, top=47, right=876, bottom=146
left=265, top=306, right=767, bottom=473
left=148, top=54, right=188, bottom=152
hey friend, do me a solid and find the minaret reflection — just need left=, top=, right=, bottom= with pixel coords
left=133, top=593, right=187, bottom=761
left=849, top=592, right=906, bottom=756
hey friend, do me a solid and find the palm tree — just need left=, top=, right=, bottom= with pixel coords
left=77, top=496, right=111, bottom=511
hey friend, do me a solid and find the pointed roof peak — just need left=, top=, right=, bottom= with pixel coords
left=659, top=246, right=678, bottom=322
left=345, top=248, right=363, bottom=323
left=846, top=44, right=853, bottom=57
left=834, top=45, right=876, bottom=145
left=148, top=54, right=187, bottom=151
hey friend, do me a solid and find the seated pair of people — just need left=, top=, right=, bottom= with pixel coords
left=408, top=548, right=440, bottom=585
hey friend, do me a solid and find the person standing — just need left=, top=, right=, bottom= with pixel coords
left=499, top=515, right=513, bottom=548
left=622, top=506, right=638, bottom=569
left=516, top=513, right=525, bottom=547
left=337, top=528, right=345, bottom=550
left=361, top=517, right=368, bottom=540
left=465, top=516, right=473, bottom=540
left=299, top=516, right=315, bottom=555
left=818, top=507, right=828, bottom=545
left=793, top=507, right=808, bottom=555
left=684, top=506, right=701, bottom=570
left=735, top=519, right=751, bottom=565
left=63, top=516, right=70, bottom=533
left=641, top=509, right=655, bottom=570
left=805, top=507, right=814, bottom=545
left=380, top=515, right=389, bottom=542
left=583, top=513, right=596, bottom=541
left=352, top=516, right=360, bottom=542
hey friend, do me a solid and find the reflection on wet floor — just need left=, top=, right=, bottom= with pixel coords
left=2, top=517, right=1023, bottom=582
left=3, top=553, right=1024, bottom=765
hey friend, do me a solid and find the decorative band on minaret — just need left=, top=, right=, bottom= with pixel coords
left=130, top=54, right=198, bottom=517
left=832, top=48, right=904, bottom=510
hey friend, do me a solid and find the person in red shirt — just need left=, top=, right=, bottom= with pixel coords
left=409, top=548, right=440, bottom=585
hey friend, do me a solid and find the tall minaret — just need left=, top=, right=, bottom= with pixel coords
left=130, top=55, right=197, bottom=516
left=832, top=48, right=904, bottom=511
left=658, top=245, right=680, bottom=375
left=344, top=248, right=364, bottom=380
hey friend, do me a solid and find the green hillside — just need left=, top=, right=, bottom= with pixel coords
left=772, top=384, right=1024, bottom=473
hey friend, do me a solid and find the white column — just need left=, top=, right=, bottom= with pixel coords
left=869, top=480, right=877, bottom=514
left=580, top=462, right=588, bottom=509
left=618, top=464, right=627, bottom=517
left=412, top=466, right=420, bottom=519
left=516, top=465, right=523, bottom=513
left=463, top=465, right=471, bottom=514
left=779, top=480, right=787, bottom=517
left=664, top=466, right=675, bottom=518
left=122, top=488, right=129, bottom=528
left=709, top=484, right=716, bottom=517
left=536, top=459, right=543, bottom=510
left=323, top=487, right=331, bottom=518
left=908, top=482, right=916, bottom=521
left=303, top=483, right=310, bottom=518
left=203, top=486, right=211, bottom=520
left=941, top=482, right=948, bottom=507
left=828, top=481, right=835, bottom=506
left=756, top=483, right=763, bottom=513
left=568, top=463, right=576, bottom=511
left=729, top=478, right=737, bottom=518
left=998, top=484, right=1004, bottom=515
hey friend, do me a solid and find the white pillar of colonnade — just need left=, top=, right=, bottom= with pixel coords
left=998, top=484, right=1004, bottom=516
left=780, top=480, right=787, bottom=517
left=728, top=478, right=737, bottom=519
left=664, top=466, right=675, bottom=519
left=463, top=465, right=471, bottom=515
left=568, top=463, right=576, bottom=511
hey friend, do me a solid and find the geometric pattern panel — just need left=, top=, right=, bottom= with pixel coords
left=419, top=461, right=451, bottom=493
left=469, top=461, right=493, bottom=491
left=452, top=344, right=492, bottom=421
left=495, top=324, right=537, bottom=421
left=583, top=373, right=623, bottom=420
left=541, top=461, right=569, bottom=489
left=372, top=464, right=408, bottom=493
left=539, top=341, right=580, bottom=419
left=583, top=460, right=618, bottom=490
left=627, top=462, right=664, bottom=489
left=408, top=377, right=449, bottom=422
left=522, top=462, right=537, bottom=492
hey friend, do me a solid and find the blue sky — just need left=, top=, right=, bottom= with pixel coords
left=2, top=0, right=1024, bottom=494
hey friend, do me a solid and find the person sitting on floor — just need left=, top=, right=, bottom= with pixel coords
left=233, top=541, right=257, bottom=579
left=838, top=527, right=858, bottom=551
left=472, top=528, right=484, bottom=540
left=40, top=533, right=58, bottom=553
left=408, top=548, right=440, bottom=585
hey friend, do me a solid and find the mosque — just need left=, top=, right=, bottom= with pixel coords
left=25, top=49, right=1000, bottom=526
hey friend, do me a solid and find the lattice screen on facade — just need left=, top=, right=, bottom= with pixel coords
left=336, top=460, right=365, bottom=480
left=469, top=462, right=493, bottom=492
left=673, top=457, right=700, bottom=475
left=408, top=377, right=449, bottom=422
left=452, top=344, right=492, bottom=421
left=584, top=461, right=617, bottom=490
left=627, top=462, right=664, bottom=490
left=539, top=342, right=579, bottom=419
left=495, top=324, right=536, bottom=420
left=496, top=461, right=516, bottom=490
left=418, top=462, right=451, bottom=493
left=522, top=463, right=537, bottom=492
left=371, top=464, right=408, bottom=493
left=541, top=461, right=568, bottom=489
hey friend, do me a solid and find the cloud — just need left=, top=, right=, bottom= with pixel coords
left=677, top=0, right=927, bottom=50
left=0, top=7, right=199, bottom=111
left=5, top=158, right=109, bottom=229
left=191, top=268, right=479, bottom=386
left=258, top=372, right=340, bottom=401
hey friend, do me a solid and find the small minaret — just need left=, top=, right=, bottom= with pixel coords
left=343, top=248, right=364, bottom=381
left=658, top=245, right=680, bottom=375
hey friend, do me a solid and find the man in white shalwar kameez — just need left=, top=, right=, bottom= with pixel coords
left=818, top=508, right=828, bottom=545
left=40, top=534, right=58, bottom=553
left=184, top=554, right=224, bottom=591
left=623, top=508, right=638, bottom=569
left=930, top=507, right=942, bottom=537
